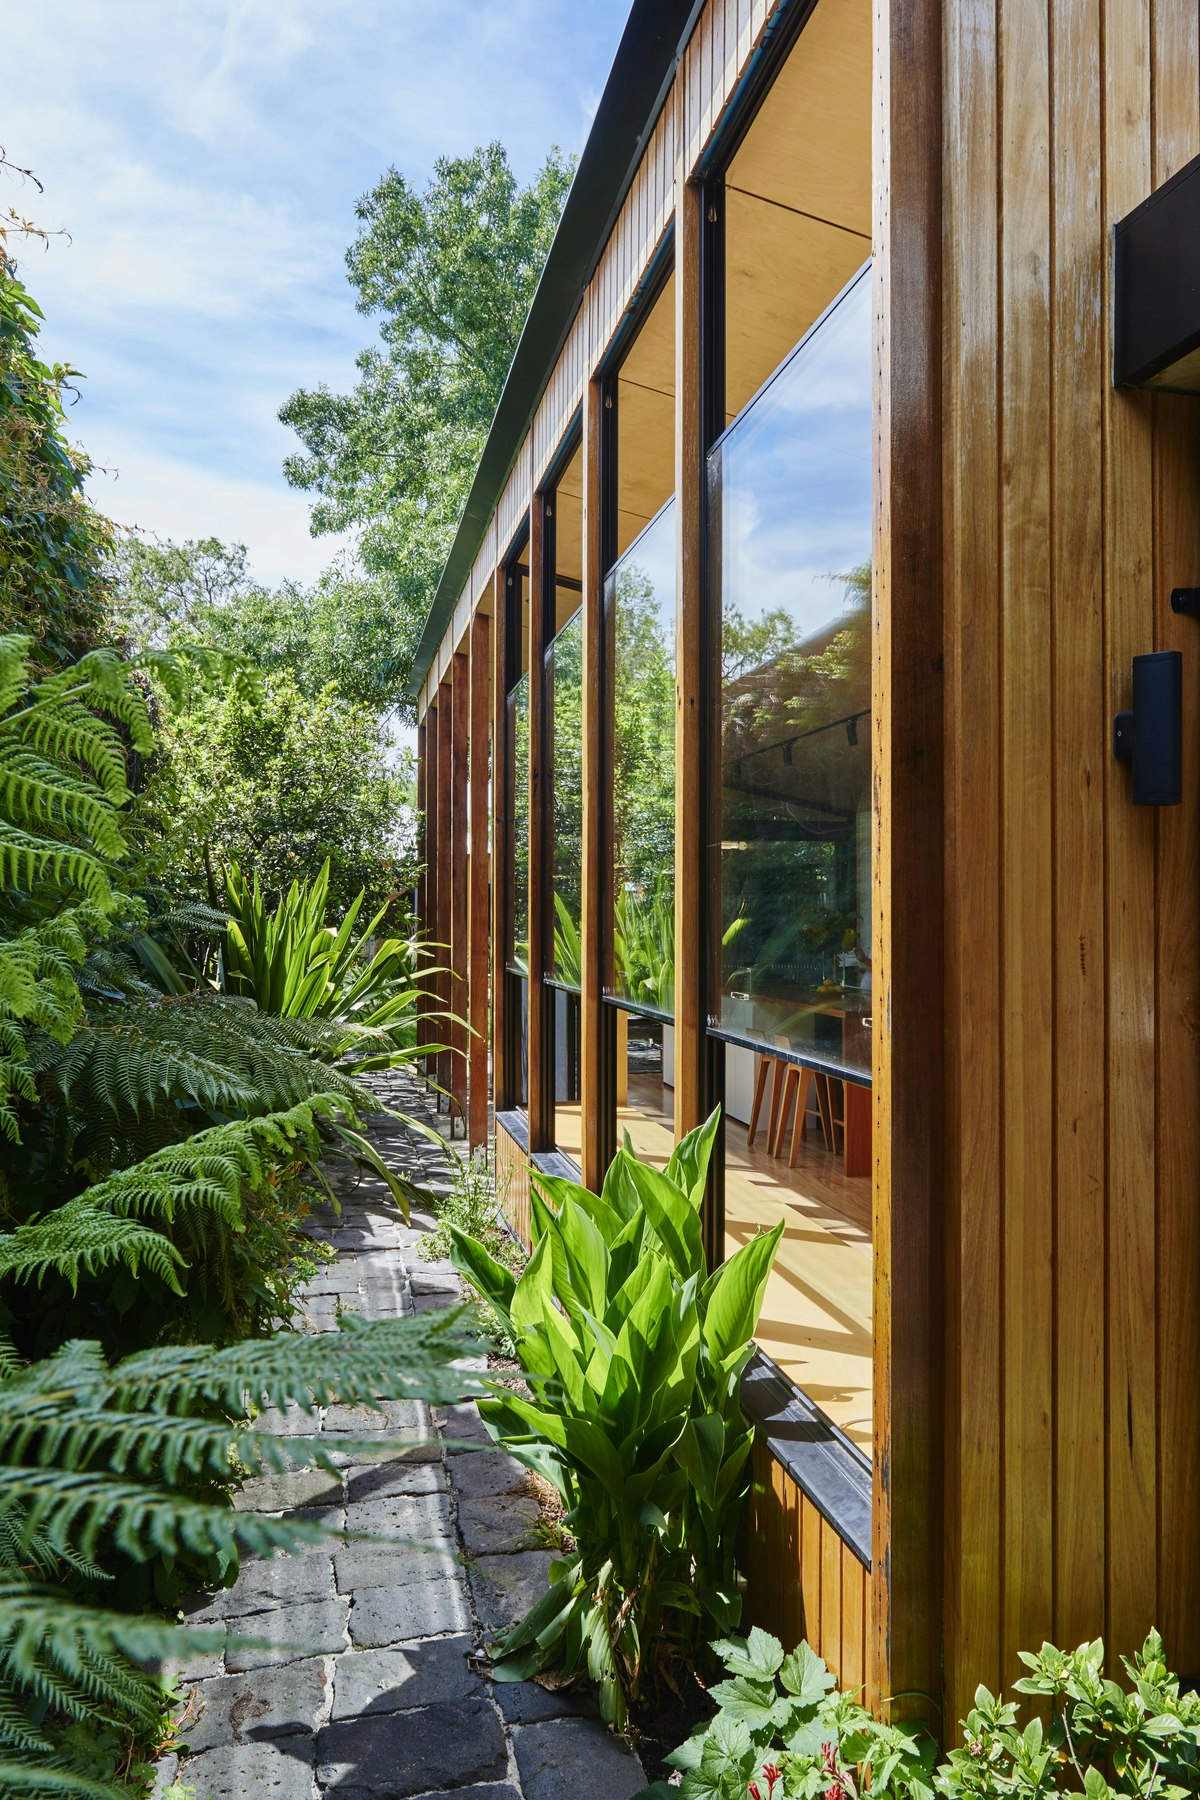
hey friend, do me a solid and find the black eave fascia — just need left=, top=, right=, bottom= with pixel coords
left=405, top=0, right=704, bottom=701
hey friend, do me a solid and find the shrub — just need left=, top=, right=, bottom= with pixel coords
left=419, top=1146, right=523, bottom=1356
left=139, top=666, right=410, bottom=917
left=637, top=1627, right=1200, bottom=1800
left=449, top=1110, right=783, bottom=1727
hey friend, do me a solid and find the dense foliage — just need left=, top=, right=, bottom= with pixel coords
left=280, top=143, right=574, bottom=707
left=0, top=225, right=113, bottom=665
left=636, top=1628, right=1200, bottom=1800
left=450, top=1111, right=783, bottom=1729
left=0, top=236, right=464, bottom=1793
left=138, top=662, right=410, bottom=918
left=112, top=534, right=407, bottom=712
left=0, top=1310, right=476, bottom=1799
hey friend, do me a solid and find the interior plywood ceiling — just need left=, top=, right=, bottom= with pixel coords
left=724, top=0, right=872, bottom=421
left=617, top=272, right=676, bottom=557
left=553, top=442, right=584, bottom=622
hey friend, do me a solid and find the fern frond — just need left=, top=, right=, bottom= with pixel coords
left=0, top=1759, right=127, bottom=1797
left=109, top=1306, right=479, bottom=1415
left=0, top=1101, right=347, bottom=1295
left=37, top=997, right=367, bottom=1124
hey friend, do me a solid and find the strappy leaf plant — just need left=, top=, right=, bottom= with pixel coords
left=450, top=1109, right=784, bottom=1727
left=220, top=854, right=448, bottom=1071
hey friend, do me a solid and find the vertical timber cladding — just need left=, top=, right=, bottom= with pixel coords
left=872, top=0, right=944, bottom=1727
left=435, top=679, right=454, bottom=1102
left=424, top=700, right=440, bottom=1081
left=450, top=651, right=470, bottom=1127
left=491, top=566, right=511, bottom=1112
left=941, top=0, right=1200, bottom=1723
left=416, top=719, right=427, bottom=1063
left=742, top=1439, right=872, bottom=1702
left=495, top=1125, right=532, bottom=1248
left=469, top=612, right=491, bottom=1151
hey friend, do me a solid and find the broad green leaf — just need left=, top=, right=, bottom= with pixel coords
left=702, top=1219, right=784, bottom=1365
left=713, top=1626, right=785, bottom=1682
left=779, top=1639, right=836, bottom=1702
left=616, top=1149, right=703, bottom=1280
left=448, top=1230, right=516, bottom=1319
left=674, top=1413, right=724, bottom=1510
left=555, top=1197, right=610, bottom=1317
left=665, top=1106, right=721, bottom=1212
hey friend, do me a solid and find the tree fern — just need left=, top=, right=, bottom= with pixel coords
left=37, top=996, right=366, bottom=1129
left=0, top=1311, right=477, bottom=1797
left=0, top=1100, right=340, bottom=1296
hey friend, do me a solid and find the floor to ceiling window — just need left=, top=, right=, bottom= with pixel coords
left=603, top=268, right=677, bottom=1169
left=503, top=530, right=531, bottom=1109
left=544, top=438, right=585, bottom=1153
left=707, top=0, right=874, bottom=1451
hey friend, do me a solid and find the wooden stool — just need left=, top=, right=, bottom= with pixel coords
left=770, top=1063, right=818, bottom=1163
left=747, top=1048, right=787, bottom=1148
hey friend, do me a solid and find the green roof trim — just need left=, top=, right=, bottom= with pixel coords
left=405, top=0, right=702, bottom=701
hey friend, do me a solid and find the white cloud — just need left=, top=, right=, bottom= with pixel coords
left=4, top=1, right=631, bottom=588
left=87, top=436, right=353, bottom=588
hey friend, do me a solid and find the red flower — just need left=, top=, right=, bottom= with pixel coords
left=763, top=1766, right=782, bottom=1796
left=749, top=1785, right=762, bottom=1799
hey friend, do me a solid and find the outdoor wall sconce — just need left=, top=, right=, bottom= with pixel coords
left=1113, top=651, right=1182, bottom=805
left=1113, top=150, right=1200, bottom=391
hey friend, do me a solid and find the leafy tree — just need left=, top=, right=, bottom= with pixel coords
left=280, top=143, right=574, bottom=708
left=139, top=665, right=412, bottom=918
left=112, top=535, right=406, bottom=710
left=0, top=204, right=114, bottom=666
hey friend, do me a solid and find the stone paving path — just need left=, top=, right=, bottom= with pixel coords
left=164, top=1073, right=645, bottom=1800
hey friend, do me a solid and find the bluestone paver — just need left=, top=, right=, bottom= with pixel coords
left=512, top=1718, right=647, bottom=1799
left=316, top=1699, right=508, bottom=1799
left=184, top=1657, right=331, bottom=1753
left=172, top=1070, right=644, bottom=1800
left=330, top=1635, right=479, bottom=1720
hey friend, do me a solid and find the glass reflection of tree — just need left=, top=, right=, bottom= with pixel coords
left=510, top=674, right=530, bottom=968
left=550, top=614, right=583, bottom=983
left=612, top=556, right=676, bottom=1007
left=721, top=562, right=870, bottom=1003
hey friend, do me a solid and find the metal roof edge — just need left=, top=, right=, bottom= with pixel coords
left=405, top=0, right=703, bottom=702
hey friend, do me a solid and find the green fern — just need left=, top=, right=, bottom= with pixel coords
left=0, top=1100, right=342, bottom=1297
left=36, top=997, right=366, bottom=1127
left=0, top=1312, right=477, bottom=1797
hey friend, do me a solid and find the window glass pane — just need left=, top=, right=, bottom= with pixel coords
left=547, top=608, right=583, bottom=987
left=722, top=0, right=871, bottom=423
left=606, top=499, right=676, bottom=1019
left=710, top=266, right=872, bottom=1081
left=507, top=672, right=529, bottom=971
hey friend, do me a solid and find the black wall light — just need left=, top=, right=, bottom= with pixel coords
left=1113, top=650, right=1182, bottom=805
left=1113, top=150, right=1200, bottom=392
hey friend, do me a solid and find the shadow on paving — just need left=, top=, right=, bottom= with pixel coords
left=167, top=1069, right=644, bottom=1800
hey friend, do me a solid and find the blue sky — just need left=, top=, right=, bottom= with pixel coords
left=5, top=1, right=630, bottom=584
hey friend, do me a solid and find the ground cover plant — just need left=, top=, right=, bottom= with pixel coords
left=449, top=1110, right=784, bottom=1729
left=635, top=1627, right=1200, bottom=1800
left=419, top=1145, right=525, bottom=1358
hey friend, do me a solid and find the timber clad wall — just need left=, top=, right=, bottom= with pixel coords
left=416, top=0, right=1200, bottom=1728
left=743, top=1439, right=872, bottom=1707
left=941, top=0, right=1200, bottom=1723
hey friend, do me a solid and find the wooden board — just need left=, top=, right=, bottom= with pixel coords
left=450, top=652, right=470, bottom=1128
left=940, top=0, right=1200, bottom=1718
left=674, top=168, right=706, bottom=1142
left=435, top=682, right=454, bottom=1101
left=469, top=612, right=491, bottom=1150
left=490, top=568, right=511, bottom=1111
left=526, top=494, right=552, bottom=1151
left=743, top=1437, right=872, bottom=1695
